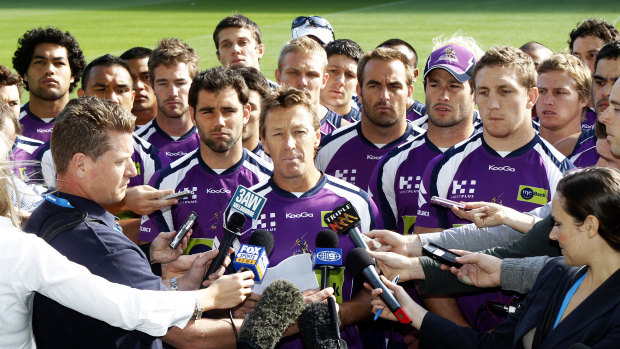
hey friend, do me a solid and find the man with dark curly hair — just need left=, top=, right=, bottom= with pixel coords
left=12, top=27, right=85, bottom=143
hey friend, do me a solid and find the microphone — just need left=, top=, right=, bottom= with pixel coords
left=323, top=202, right=370, bottom=250
left=312, top=229, right=344, bottom=347
left=204, top=211, right=246, bottom=282
left=237, top=279, right=305, bottom=349
left=233, top=230, right=274, bottom=282
left=345, top=248, right=412, bottom=324
left=298, top=302, right=348, bottom=349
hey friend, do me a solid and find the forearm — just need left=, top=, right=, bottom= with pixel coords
left=500, top=256, right=551, bottom=294
left=163, top=317, right=242, bottom=349
left=417, top=256, right=483, bottom=295
left=338, top=289, right=373, bottom=326
left=419, top=224, right=522, bottom=253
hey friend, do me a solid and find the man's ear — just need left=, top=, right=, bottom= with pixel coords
left=77, top=89, right=85, bottom=98
left=71, top=152, right=89, bottom=179
left=275, top=69, right=281, bottom=85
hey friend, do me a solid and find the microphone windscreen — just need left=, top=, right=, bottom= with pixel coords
left=299, top=302, right=345, bottom=349
left=315, top=229, right=339, bottom=249
left=237, top=280, right=305, bottom=349
left=344, top=247, right=374, bottom=277
left=248, top=229, right=275, bottom=255
left=226, top=211, right=246, bottom=233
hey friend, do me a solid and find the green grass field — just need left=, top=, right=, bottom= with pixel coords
left=1, top=0, right=619, bottom=102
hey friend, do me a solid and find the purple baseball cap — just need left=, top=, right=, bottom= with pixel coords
left=423, top=44, right=477, bottom=82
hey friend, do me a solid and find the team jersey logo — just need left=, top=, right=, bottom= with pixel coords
left=254, top=212, right=276, bottom=230
left=517, top=185, right=548, bottom=205
left=439, top=47, right=458, bottom=63
left=399, top=175, right=422, bottom=192
left=334, top=169, right=357, bottom=184
left=452, top=179, right=476, bottom=198
left=180, top=187, right=198, bottom=202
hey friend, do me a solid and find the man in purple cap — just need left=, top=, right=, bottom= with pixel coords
left=290, top=15, right=334, bottom=46
left=315, top=47, right=422, bottom=192
left=414, top=46, right=573, bottom=330
left=369, top=39, right=481, bottom=237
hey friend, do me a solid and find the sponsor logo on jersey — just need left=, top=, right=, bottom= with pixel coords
left=517, top=185, right=548, bottom=206
left=181, top=187, right=198, bottom=201
left=254, top=212, right=277, bottom=230
left=166, top=151, right=188, bottom=157
left=451, top=179, right=476, bottom=198
left=334, top=169, right=357, bottom=184
left=37, top=128, right=53, bottom=133
left=488, top=165, right=515, bottom=172
left=286, top=212, right=314, bottom=219
left=206, top=188, right=232, bottom=194
left=366, top=155, right=382, bottom=160
left=321, top=211, right=333, bottom=228
left=399, top=175, right=422, bottom=192
left=416, top=210, right=429, bottom=217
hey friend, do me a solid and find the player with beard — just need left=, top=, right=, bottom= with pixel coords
left=120, top=47, right=158, bottom=126
left=139, top=67, right=272, bottom=252
left=369, top=40, right=480, bottom=236
left=377, top=38, right=428, bottom=122
left=135, top=38, right=200, bottom=162
left=12, top=27, right=85, bottom=143
left=315, top=47, right=422, bottom=191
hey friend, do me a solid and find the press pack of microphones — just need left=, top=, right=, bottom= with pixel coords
left=173, top=190, right=412, bottom=349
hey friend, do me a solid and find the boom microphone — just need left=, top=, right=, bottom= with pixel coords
left=298, top=302, right=348, bottom=349
left=204, top=211, right=246, bottom=282
left=237, top=280, right=305, bottom=349
left=323, top=202, right=370, bottom=250
left=345, top=248, right=412, bottom=324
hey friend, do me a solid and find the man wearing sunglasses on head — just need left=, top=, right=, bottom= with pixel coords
left=290, top=15, right=335, bottom=46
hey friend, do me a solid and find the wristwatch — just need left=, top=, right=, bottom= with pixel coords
left=192, top=292, right=203, bottom=320
left=170, top=277, right=179, bottom=291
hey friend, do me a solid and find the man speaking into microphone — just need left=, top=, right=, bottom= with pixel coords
left=243, top=87, right=381, bottom=349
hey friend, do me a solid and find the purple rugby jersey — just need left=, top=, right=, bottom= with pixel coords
left=244, top=173, right=380, bottom=349
left=319, top=108, right=344, bottom=137
left=416, top=133, right=573, bottom=229
left=10, top=135, right=44, bottom=183
left=568, top=128, right=599, bottom=168
left=369, top=132, right=444, bottom=235
left=129, top=135, right=171, bottom=187
left=405, top=100, right=426, bottom=122
left=19, top=103, right=54, bottom=143
left=315, top=121, right=421, bottom=191
left=581, top=107, right=597, bottom=131
left=135, top=118, right=200, bottom=162
left=139, top=149, right=272, bottom=253
left=415, top=132, right=574, bottom=332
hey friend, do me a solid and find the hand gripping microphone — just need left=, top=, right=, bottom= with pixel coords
left=323, top=202, right=369, bottom=250
left=345, top=248, right=412, bottom=324
left=312, top=229, right=344, bottom=347
left=233, top=229, right=274, bottom=282
left=237, top=279, right=305, bottom=349
left=203, top=211, right=246, bottom=283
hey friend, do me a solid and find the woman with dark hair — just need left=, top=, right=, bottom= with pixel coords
left=371, top=167, right=620, bottom=348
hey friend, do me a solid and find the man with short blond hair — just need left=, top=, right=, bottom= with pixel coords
left=276, top=36, right=346, bottom=136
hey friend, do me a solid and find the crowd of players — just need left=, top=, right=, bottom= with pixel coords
left=0, top=12, right=620, bottom=349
